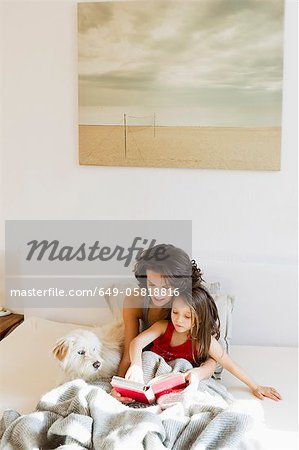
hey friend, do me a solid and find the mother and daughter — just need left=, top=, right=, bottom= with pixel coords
left=111, top=244, right=281, bottom=403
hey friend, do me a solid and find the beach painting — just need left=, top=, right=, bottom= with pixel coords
left=78, top=1, right=284, bottom=170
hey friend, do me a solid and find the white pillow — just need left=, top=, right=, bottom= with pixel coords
left=24, top=283, right=137, bottom=326
left=206, top=281, right=234, bottom=379
left=213, top=294, right=235, bottom=378
left=24, top=307, right=115, bottom=327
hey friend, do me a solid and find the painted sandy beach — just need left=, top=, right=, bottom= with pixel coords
left=79, top=125, right=281, bottom=171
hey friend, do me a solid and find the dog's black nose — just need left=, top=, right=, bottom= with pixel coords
left=93, top=361, right=101, bottom=369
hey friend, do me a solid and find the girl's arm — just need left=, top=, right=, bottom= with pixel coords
left=185, top=356, right=217, bottom=382
left=125, top=320, right=168, bottom=382
left=208, top=337, right=282, bottom=401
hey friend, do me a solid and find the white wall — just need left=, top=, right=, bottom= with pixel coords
left=0, top=0, right=297, bottom=346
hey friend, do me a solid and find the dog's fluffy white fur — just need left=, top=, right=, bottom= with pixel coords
left=52, top=321, right=124, bottom=381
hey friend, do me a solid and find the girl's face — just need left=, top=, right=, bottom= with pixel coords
left=146, top=270, right=174, bottom=307
left=171, top=296, right=192, bottom=333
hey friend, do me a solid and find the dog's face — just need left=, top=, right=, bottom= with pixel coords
left=52, top=329, right=104, bottom=381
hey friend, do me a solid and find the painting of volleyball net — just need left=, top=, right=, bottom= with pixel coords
left=78, top=0, right=284, bottom=171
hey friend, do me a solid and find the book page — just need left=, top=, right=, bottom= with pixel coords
left=147, top=372, right=182, bottom=386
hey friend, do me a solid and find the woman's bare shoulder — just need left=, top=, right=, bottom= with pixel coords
left=158, top=319, right=169, bottom=326
left=156, top=320, right=169, bottom=332
left=123, top=292, right=144, bottom=316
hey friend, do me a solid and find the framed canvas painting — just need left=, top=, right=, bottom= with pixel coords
left=78, top=0, right=284, bottom=170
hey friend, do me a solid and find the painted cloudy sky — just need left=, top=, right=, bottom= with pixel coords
left=78, top=0, right=284, bottom=126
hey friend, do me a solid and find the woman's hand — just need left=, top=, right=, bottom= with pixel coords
left=252, top=385, right=282, bottom=401
left=125, top=364, right=144, bottom=384
left=110, top=388, right=135, bottom=404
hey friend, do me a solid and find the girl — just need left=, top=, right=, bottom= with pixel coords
left=111, top=244, right=217, bottom=404
left=125, top=286, right=282, bottom=401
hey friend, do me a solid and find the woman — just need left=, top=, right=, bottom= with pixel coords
left=111, top=244, right=217, bottom=404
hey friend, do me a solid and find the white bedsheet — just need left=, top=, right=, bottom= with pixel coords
left=222, top=345, right=298, bottom=449
left=0, top=317, right=297, bottom=449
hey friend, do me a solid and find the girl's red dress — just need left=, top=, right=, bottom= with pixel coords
left=150, top=322, right=197, bottom=365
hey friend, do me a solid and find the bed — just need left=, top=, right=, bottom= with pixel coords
left=0, top=316, right=297, bottom=449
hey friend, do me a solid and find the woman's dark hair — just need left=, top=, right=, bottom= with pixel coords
left=134, top=244, right=204, bottom=293
left=181, top=286, right=220, bottom=366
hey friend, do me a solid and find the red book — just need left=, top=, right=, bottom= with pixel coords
left=111, top=372, right=188, bottom=404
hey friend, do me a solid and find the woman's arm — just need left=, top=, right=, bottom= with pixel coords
left=125, top=321, right=168, bottom=382
left=117, top=294, right=142, bottom=377
left=208, top=337, right=281, bottom=401
left=110, top=295, right=142, bottom=403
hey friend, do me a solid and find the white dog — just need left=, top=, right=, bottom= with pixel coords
left=52, top=321, right=124, bottom=382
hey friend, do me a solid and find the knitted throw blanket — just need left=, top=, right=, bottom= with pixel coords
left=0, top=351, right=255, bottom=450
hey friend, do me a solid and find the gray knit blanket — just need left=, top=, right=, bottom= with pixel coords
left=0, top=352, right=255, bottom=450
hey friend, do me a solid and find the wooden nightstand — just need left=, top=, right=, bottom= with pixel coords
left=0, top=314, right=24, bottom=340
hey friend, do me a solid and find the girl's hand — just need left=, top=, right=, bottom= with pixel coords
left=110, top=388, right=135, bottom=404
left=184, top=370, right=200, bottom=385
left=252, top=385, right=282, bottom=401
left=125, top=364, right=144, bottom=384
left=184, top=368, right=207, bottom=384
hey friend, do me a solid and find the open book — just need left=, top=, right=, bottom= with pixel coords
left=111, top=372, right=188, bottom=404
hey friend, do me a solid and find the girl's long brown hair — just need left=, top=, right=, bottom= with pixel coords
left=184, top=286, right=220, bottom=365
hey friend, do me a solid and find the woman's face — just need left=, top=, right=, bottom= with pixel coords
left=146, top=270, right=174, bottom=307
